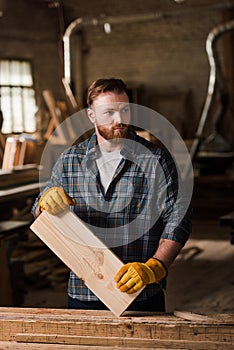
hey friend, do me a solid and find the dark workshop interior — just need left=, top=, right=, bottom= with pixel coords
left=0, top=0, right=234, bottom=318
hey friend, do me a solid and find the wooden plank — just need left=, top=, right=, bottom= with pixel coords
left=62, top=77, right=81, bottom=111
left=43, top=91, right=76, bottom=143
left=30, top=211, right=143, bottom=317
left=1, top=137, right=30, bottom=170
left=0, top=164, right=39, bottom=190
left=0, top=341, right=176, bottom=350
left=0, top=181, right=47, bottom=204
left=220, top=211, right=234, bottom=226
left=0, top=220, right=30, bottom=235
left=0, top=129, right=5, bottom=165
left=0, top=307, right=233, bottom=324
left=0, top=131, right=5, bottom=150
left=2, top=137, right=17, bottom=170
left=0, top=307, right=154, bottom=319
left=174, top=311, right=215, bottom=322
left=42, top=90, right=67, bottom=144
left=15, top=333, right=234, bottom=349
left=0, top=308, right=233, bottom=345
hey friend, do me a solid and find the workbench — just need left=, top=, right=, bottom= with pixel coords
left=0, top=308, right=233, bottom=349
left=0, top=181, right=44, bottom=204
left=0, top=166, right=46, bottom=306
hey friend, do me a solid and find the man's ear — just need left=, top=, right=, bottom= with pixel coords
left=87, top=108, right=95, bottom=124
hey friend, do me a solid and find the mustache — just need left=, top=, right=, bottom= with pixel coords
left=113, top=123, right=128, bottom=128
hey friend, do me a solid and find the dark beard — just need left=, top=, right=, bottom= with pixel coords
left=97, top=124, right=129, bottom=142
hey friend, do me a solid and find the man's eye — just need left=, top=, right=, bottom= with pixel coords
left=105, top=111, right=114, bottom=116
left=122, top=106, right=129, bottom=114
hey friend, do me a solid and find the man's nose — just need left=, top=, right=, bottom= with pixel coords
left=113, top=111, right=123, bottom=124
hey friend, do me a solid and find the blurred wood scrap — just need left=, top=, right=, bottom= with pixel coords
left=42, top=90, right=75, bottom=143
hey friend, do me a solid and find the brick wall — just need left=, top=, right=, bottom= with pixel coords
left=70, top=10, right=223, bottom=139
left=0, top=0, right=233, bottom=144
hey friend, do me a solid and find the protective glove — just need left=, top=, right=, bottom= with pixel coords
left=114, top=258, right=167, bottom=294
left=38, top=187, right=76, bottom=215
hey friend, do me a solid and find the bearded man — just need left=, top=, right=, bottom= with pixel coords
left=32, top=78, right=192, bottom=311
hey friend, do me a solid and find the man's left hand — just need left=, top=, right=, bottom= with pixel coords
left=114, top=258, right=167, bottom=294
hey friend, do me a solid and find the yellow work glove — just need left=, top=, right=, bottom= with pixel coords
left=114, top=258, right=167, bottom=294
left=38, top=187, right=76, bottom=215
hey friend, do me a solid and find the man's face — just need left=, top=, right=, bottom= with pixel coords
left=88, top=92, right=130, bottom=142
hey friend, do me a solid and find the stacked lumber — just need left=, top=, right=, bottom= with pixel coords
left=1, top=136, right=36, bottom=171
left=0, top=308, right=233, bottom=349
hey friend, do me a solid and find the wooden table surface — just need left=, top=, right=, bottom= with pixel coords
left=0, top=307, right=233, bottom=349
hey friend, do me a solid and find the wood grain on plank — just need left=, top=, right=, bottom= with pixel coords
left=30, top=210, right=143, bottom=316
left=15, top=333, right=234, bottom=349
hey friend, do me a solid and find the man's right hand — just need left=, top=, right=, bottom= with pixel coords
left=38, top=187, right=76, bottom=215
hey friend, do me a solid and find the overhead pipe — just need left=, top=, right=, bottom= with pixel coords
left=62, top=2, right=234, bottom=111
left=62, top=12, right=163, bottom=110
left=63, top=12, right=168, bottom=84
left=187, top=19, right=234, bottom=165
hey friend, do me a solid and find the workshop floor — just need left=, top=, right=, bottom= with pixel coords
left=22, top=218, right=234, bottom=314
left=166, top=219, right=234, bottom=314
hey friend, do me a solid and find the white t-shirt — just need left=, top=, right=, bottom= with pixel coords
left=96, top=150, right=122, bottom=193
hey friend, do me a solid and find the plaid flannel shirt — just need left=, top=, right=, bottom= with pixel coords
left=32, top=129, right=192, bottom=302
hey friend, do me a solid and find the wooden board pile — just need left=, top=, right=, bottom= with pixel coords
left=0, top=308, right=233, bottom=349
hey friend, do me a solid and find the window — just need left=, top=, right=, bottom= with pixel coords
left=0, top=60, right=37, bottom=134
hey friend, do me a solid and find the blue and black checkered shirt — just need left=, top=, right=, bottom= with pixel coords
left=32, top=129, right=192, bottom=301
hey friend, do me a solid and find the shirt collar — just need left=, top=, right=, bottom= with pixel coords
left=86, top=133, right=99, bottom=160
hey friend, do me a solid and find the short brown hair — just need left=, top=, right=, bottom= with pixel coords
left=87, top=78, right=128, bottom=106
